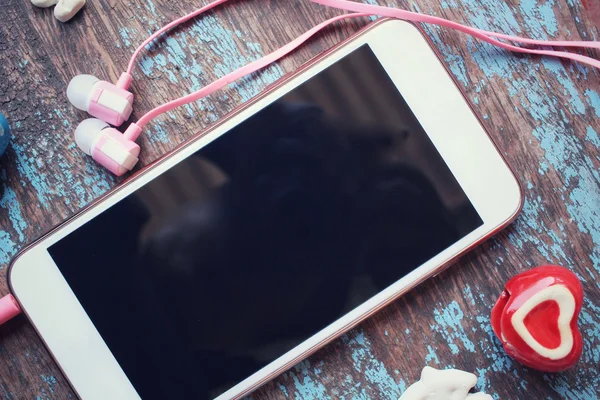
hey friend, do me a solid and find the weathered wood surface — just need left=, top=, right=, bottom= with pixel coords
left=1, top=0, right=599, bottom=398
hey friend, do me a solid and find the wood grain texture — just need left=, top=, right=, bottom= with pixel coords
left=1, top=0, right=599, bottom=399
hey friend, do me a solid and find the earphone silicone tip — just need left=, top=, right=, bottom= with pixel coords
left=67, top=74, right=99, bottom=111
left=75, top=118, right=108, bottom=155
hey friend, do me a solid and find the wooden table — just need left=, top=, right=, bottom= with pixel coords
left=1, top=0, right=599, bottom=398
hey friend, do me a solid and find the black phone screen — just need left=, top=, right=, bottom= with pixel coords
left=49, top=45, right=482, bottom=399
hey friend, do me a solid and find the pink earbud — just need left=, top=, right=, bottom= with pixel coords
left=67, top=73, right=134, bottom=127
left=75, top=119, right=141, bottom=176
left=0, top=294, right=21, bottom=326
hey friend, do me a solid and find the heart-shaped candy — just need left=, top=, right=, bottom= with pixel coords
left=491, top=265, right=584, bottom=372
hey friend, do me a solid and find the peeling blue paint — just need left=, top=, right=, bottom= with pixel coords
left=463, top=285, right=476, bottom=306
left=519, top=0, right=559, bottom=38
left=541, top=59, right=586, bottom=114
left=40, top=375, right=57, bottom=395
left=509, top=196, right=572, bottom=264
left=0, top=180, right=27, bottom=242
left=11, top=142, right=53, bottom=209
left=277, top=383, right=289, bottom=397
left=290, top=361, right=332, bottom=399
left=424, top=345, right=440, bottom=365
left=145, top=0, right=157, bottom=16
left=585, top=89, right=600, bottom=117
left=475, top=367, right=492, bottom=397
left=566, top=165, right=600, bottom=275
left=585, top=126, right=600, bottom=147
left=11, top=136, right=115, bottom=211
left=431, top=301, right=476, bottom=354
left=543, top=372, right=599, bottom=399
left=343, top=331, right=407, bottom=398
left=119, top=27, right=133, bottom=48
left=579, top=298, right=600, bottom=364
left=0, top=231, right=17, bottom=267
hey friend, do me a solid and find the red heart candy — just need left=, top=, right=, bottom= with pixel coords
left=491, top=265, right=584, bottom=372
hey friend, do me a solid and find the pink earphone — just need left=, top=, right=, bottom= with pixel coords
left=65, top=0, right=600, bottom=177
left=68, top=73, right=134, bottom=127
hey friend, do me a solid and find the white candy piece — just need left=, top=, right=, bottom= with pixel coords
left=54, top=0, right=86, bottom=22
left=31, top=0, right=85, bottom=22
left=399, top=367, right=493, bottom=400
left=31, top=0, right=58, bottom=7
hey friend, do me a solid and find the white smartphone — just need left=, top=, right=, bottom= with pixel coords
left=9, top=19, right=522, bottom=400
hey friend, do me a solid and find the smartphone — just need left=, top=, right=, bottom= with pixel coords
left=9, top=19, right=523, bottom=400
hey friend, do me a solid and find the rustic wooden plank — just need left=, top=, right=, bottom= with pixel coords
left=0, top=0, right=599, bottom=399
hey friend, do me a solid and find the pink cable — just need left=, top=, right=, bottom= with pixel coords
left=130, top=13, right=372, bottom=133
left=312, top=0, right=600, bottom=64
left=126, top=0, right=600, bottom=138
left=126, top=0, right=231, bottom=75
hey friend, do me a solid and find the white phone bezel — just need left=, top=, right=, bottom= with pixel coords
left=9, top=19, right=522, bottom=400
